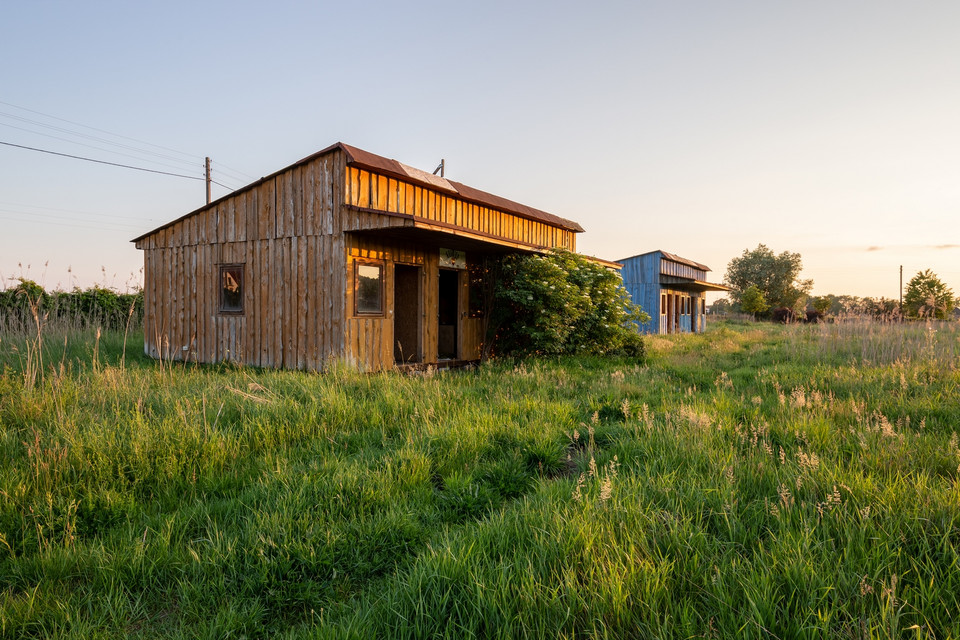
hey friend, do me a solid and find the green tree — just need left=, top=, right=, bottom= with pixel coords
left=724, top=244, right=813, bottom=315
left=904, top=269, right=955, bottom=319
left=710, top=298, right=732, bottom=316
left=740, top=285, right=769, bottom=321
left=811, top=296, right=832, bottom=314
left=488, top=249, right=649, bottom=358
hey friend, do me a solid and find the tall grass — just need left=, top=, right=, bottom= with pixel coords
left=0, top=318, right=957, bottom=638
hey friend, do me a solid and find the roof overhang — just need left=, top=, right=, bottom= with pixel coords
left=346, top=220, right=545, bottom=254
left=344, top=207, right=617, bottom=266
left=659, top=275, right=731, bottom=292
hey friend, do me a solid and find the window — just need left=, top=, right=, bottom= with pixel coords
left=661, top=293, right=666, bottom=314
left=355, top=262, right=383, bottom=315
left=219, top=264, right=244, bottom=314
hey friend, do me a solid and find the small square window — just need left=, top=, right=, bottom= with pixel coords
left=355, top=262, right=383, bottom=315
left=219, top=264, right=244, bottom=314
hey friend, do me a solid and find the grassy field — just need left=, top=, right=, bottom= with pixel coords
left=1, top=319, right=958, bottom=639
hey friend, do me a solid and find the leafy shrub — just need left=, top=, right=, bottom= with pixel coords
left=0, top=279, right=143, bottom=332
left=771, top=307, right=797, bottom=324
left=487, top=250, right=649, bottom=358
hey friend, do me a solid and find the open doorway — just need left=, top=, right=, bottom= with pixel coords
left=437, top=269, right=459, bottom=359
left=394, top=264, right=421, bottom=363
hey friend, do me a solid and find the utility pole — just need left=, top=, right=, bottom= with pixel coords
left=899, top=265, right=903, bottom=317
left=205, top=157, right=212, bottom=205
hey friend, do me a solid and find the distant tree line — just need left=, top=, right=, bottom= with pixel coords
left=716, top=244, right=956, bottom=322
left=0, top=279, right=143, bottom=332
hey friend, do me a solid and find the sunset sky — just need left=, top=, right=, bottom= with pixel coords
left=2, top=1, right=958, bottom=301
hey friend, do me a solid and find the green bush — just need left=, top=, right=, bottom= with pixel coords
left=0, top=279, right=143, bottom=333
left=488, top=250, right=649, bottom=358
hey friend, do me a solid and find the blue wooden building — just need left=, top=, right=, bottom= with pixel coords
left=619, top=250, right=730, bottom=334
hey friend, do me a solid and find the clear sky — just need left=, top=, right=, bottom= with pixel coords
left=2, top=1, right=958, bottom=300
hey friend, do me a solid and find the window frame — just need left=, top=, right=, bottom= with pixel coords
left=354, top=260, right=385, bottom=317
left=218, top=263, right=245, bottom=315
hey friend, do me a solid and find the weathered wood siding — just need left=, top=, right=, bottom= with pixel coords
left=344, top=167, right=576, bottom=252
left=137, top=150, right=347, bottom=368
left=344, top=236, right=485, bottom=369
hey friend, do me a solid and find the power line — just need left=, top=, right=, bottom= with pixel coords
left=212, top=161, right=258, bottom=182
left=0, top=140, right=205, bottom=180
left=0, top=199, right=156, bottom=223
left=0, top=99, right=198, bottom=161
left=0, top=212, right=143, bottom=233
left=0, top=100, right=258, bottom=188
left=0, top=204, right=149, bottom=227
left=0, top=110, right=203, bottom=170
left=210, top=179, right=237, bottom=192
left=0, top=121, right=205, bottom=175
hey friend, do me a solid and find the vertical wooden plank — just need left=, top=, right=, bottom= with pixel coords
left=143, top=250, right=153, bottom=356
left=188, top=246, right=197, bottom=359
left=344, top=166, right=353, bottom=208
left=154, top=249, right=164, bottom=358
left=375, top=175, right=387, bottom=210
left=282, top=171, right=295, bottom=238
left=249, top=240, right=260, bottom=367
left=317, top=155, right=329, bottom=236
left=296, top=235, right=307, bottom=369
left=323, top=155, right=334, bottom=236
left=273, top=238, right=284, bottom=367
left=387, top=178, right=398, bottom=213
left=317, top=235, right=327, bottom=366
left=258, top=179, right=275, bottom=240
left=235, top=191, right=247, bottom=243
left=244, top=187, right=258, bottom=243
left=402, top=181, right=413, bottom=215
left=303, top=160, right=316, bottom=237
left=259, top=240, right=271, bottom=367
left=226, top=197, right=237, bottom=243
left=175, top=246, right=184, bottom=358
left=303, top=235, right=316, bottom=370
left=283, top=237, right=294, bottom=367
left=292, top=165, right=304, bottom=237
left=357, top=170, right=369, bottom=209
left=196, top=245, right=205, bottom=362
left=207, top=243, right=217, bottom=363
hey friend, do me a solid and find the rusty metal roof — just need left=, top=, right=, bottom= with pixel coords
left=659, top=250, right=711, bottom=272
left=337, top=143, right=584, bottom=233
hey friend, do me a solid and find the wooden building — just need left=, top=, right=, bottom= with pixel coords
left=619, top=250, right=730, bottom=334
left=132, top=142, right=587, bottom=371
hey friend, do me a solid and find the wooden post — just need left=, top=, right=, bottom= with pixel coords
left=899, top=265, right=903, bottom=317
left=205, top=157, right=212, bottom=205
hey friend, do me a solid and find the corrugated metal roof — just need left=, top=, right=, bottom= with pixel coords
left=617, top=249, right=712, bottom=272
left=133, top=142, right=584, bottom=243
left=659, top=251, right=711, bottom=272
